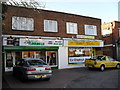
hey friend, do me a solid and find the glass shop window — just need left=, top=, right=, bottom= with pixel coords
left=23, top=51, right=35, bottom=58
left=68, top=47, right=92, bottom=64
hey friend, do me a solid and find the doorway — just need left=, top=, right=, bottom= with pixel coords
left=5, top=52, right=15, bottom=71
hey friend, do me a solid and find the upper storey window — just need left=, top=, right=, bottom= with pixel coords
left=44, top=20, right=58, bottom=32
left=84, top=25, right=97, bottom=36
left=12, top=16, right=34, bottom=31
left=66, top=22, right=78, bottom=34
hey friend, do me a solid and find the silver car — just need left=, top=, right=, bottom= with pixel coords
left=13, top=58, right=52, bottom=81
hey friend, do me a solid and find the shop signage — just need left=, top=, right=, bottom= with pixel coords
left=20, top=38, right=63, bottom=46
left=76, top=35, right=95, bottom=39
left=68, top=40, right=101, bottom=47
left=3, top=37, right=19, bottom=46
left=69, top=56, right=91, bottom=64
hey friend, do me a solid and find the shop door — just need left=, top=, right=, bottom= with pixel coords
left=5, top=52, right=15, bottom=72
left=46, top=51, right=58, bottom=69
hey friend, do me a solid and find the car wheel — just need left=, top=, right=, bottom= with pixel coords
left=116, top=64, right=120, bottom=69
left=100, top=65, right=105, bottom=71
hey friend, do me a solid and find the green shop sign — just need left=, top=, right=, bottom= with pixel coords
left=20, top=39, right=63, bottom=46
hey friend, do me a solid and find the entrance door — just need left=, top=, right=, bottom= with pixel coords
left=46, top=51, right=58, bottom=68
left=5, top=52, right=15, bottom=72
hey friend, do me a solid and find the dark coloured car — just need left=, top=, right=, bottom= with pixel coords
left=13, top=58, right=52, bottom=81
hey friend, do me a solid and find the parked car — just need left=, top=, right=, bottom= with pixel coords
left=85, top=55, right=120, bottom=71
left=13, top=58, right=52, bottom=81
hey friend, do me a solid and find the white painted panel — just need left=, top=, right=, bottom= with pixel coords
left=58, top=47, right=68, bottom=69
left=58, top=47, right=85, bottom=69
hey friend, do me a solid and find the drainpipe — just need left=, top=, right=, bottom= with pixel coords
left=0, top=1, right=2, bottom=90
left=116, top=42, right=119, bottom=61
left=116, top=38, right=120, bottom=61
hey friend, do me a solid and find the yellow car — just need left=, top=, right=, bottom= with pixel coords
left=85, top=55, right=120, bottom=71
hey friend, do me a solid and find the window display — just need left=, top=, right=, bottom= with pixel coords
left=22, top=51, right=57, bottom=65
left=68, top=47, right=92, bottom=64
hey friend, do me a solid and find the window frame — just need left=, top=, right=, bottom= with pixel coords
left=66, top=22, right=78, bottom=34
left=84, top=25, right=97, bottom=36
left=44, top=19, right=58, bottom=32
left=12, top=16, right=34, bottom=31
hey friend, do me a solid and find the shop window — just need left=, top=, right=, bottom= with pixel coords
left=46, top=51, right=57, bottom=65
left=35, top=51, right=46, bottom=61
left=66, top=22, right=78, bottom=34
left=44, top=20, right=58, bottom=32
left=22, top=51, right=57, bottom=66
left=23, top=51, right=35, bottom=58
left=15, top=52, right=22, bottom=62
left=84, top=25, right=97, bottom=36
left=68, top=47, right=92, bottom=64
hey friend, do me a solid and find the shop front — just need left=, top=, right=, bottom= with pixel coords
left=58, top=39, right=104, bottom=69
left=3, top=36, right=63, bottom=72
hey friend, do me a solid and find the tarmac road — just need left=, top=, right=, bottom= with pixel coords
left=2, top=67, right=119, bottom=89
left=65, top=68, right=119, bottom=88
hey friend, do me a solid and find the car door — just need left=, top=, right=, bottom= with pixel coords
left=101, top=56, right=111, bottom=67
left=108, top=56, right=116, bottom=67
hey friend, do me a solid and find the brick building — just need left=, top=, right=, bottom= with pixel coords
left=102, top=21, right=120, bottom=60
left=2, top=5, right=104, bottom=72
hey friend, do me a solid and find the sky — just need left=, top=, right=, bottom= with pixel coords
left=6, top=0, right=120, bottom=23
left=40, top=0, right=119, bottom=23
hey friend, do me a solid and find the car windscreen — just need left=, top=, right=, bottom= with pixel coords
left=27, top=60, right=47, bottom=66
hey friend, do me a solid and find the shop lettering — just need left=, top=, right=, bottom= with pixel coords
left=54, top=41, right=62, bottom=45
left=86, top=41, right=99, bottom=46
left=70, top=59, right=84, bottom=61
left=68, top=41, right=100, bottom=46
left=54, top=43, right=62, bottom=45
left=27, top=42, right=45, bottom=45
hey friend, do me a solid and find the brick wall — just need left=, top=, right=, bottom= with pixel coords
left=102, top=21, right=120, bottom=45
left=2, top=5, right=101, bottom=39
left=101, top=21, right=120, bottom=58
